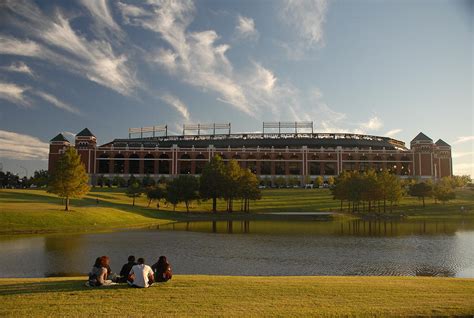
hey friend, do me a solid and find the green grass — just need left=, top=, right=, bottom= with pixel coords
left=0, top=275, right=472, bottom=317
left=1, top=187, right=473, bottom=235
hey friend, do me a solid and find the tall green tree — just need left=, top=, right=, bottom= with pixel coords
left=199, top=155, right=226, bottom=212
left=166, top=175, right=200, bottom=212
left=48, top=147, right=90, bottom=211
left=408, top=182, right=433, bottom=208
left=126, top=181, right=142, bottom=206
left=223, top=160, right=243, bottom=212
left=30, top=170, right=49, bottom=187
left=239, top=169, right=261, bottom=212
left=433, top=178, right=456, bottom=204
left=146, top=184, right=167, bottom=209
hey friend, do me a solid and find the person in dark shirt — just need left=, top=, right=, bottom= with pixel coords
left=119, top=255, right=137, bottom=283
left=151, top=256, right=172, bottom=282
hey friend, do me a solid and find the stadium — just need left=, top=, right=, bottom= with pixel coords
left=48, top=122, right=452, bottom=184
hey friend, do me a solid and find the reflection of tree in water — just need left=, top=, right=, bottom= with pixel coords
left=415, top=265, right=455, bottom=277
left=44, top=235, right=86, bottom=277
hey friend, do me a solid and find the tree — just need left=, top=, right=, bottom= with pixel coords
left=314, top=176, right=324, bottom=188
left=221, top=160, right=243, bottom=212
left=126, top=181, right=142, bottom=206
left=146, top=184, right=167, bottom=209
left=199, top=155, right=226, bottom=212
left=433, top=178, right=456, bottom=204
left=327, top=176, right=335, bottom=186
left=408, top=182, right=433, bottom=208
left=112, top=176, right=127, bottom=187
left=30, top=170, right=49, bottom=187
left=48, top=147, right=90, bottom=211
left=239, top=169, right=261, bottom=212
left=142, top=175, right=156, bottom=188
left=177, top=175, right=200, bottom=212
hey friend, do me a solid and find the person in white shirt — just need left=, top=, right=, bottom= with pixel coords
left=128, top=258, right=155, bottom=288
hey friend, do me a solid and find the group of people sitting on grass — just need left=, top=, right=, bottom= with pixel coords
left=87, top=255, right=172, bottom=288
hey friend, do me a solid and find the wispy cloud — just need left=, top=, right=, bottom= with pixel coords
left=122, top=0, right=253, bottom=115
left=32, top=91, right=81, bottom=115
left=0, top=82, right=30, bottom=106
left=453, top=136, right=474, bottom=144
left=385, top=128, right=403, bottom=138
left=453, top=162, right=474, bottom=177
left=279, top=0, right=328, bottom=58
left=80, top=0, right=122, bottom=34
left=452, top=151, right=474, bottom=159
left=235, top=15, right=258, bottom=40
left=360, top=116, right=383, bottom=131
left=159, top=94, right=190, bottom=121
left=0, top=81, right=80, bottom=114
left=0, top=130, right=49, bottom=160
left=1, top=61, right=35, bottom=77
left=0, top=0, right=138, bottom=96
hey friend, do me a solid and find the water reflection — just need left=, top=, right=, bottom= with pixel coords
left=156, top=219, right=474, bottom=236
left=0, top=220, right=473, bottom=278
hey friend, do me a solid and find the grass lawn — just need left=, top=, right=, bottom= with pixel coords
left=1, top=187, right=473, bottom=235
left=0, top=275, right=472, bottom=317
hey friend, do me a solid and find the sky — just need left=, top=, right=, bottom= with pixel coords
left=0, top=0, right=472, bottom=177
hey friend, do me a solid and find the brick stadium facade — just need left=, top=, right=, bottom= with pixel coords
left=48, top=122, right=452, bottom=184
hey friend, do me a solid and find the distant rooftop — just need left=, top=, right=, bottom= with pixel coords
left=76, top=128, right=95, bottom=137
left=50, top=133, right=69, bottom=143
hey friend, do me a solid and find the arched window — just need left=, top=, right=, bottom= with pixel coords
left=195, top=154, right=206, bottom=174
left=114, top=154, right=125, bottom=174
left=387, top=155, right=397, bottom=174
left=144, top=154, right=154, bottom=174
left=324, top=162, right=336, bottom=175
left=246, top=155, right=257, bottom=174
left=359, top=155, right=369, bottom=172
left=180, top=154, right=191, bottom=174
left=373, top=155, right=383, bottom=172
left=159, top=154, right=170, bottom=174
left=129, top=154, right=139, bottom=174
left=261, top=155, right=271, bottom=175
left=98, top=154, right=109, bottom=173
left=400, top=156, right=410, bottom=175
left=275, top=155, right=285, bottom=175
left=289, top=154, right=301, bottom=175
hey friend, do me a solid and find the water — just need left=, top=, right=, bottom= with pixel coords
left=1, top=219, right=473, bottom=278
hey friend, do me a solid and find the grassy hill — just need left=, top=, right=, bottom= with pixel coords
left=0, top=275, right=472, bottom=317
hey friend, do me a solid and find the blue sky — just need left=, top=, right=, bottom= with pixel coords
left=0, top=0, right=472, bottom=177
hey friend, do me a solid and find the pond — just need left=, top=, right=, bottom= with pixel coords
left=1, top=219, right=474, bottom=278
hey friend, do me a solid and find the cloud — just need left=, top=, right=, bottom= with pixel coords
left=452, top=151, right=474, bottom=159
left=0, top=130, right=49, bottom=160
left=385, top=129, right=403, bottom=138
left=235, top=15, right=258, bottom=40
left=1, top=61, right=35, bottom=77
left=360, top=116, right=383, bottom=131
left=0, top=81, right=80, bottom=114
left=32, top=91, right=81, bottom=115
left=279, top=0, right=328, bottom=57
left=453, top=162, right=474, bottom=177
left=0, top=1, right=138, bottom=96
left=80, top=0, right=122, bottom=34
left=122, top=0, right=253, bottom=115
left=159, top=94, right=190, bottom=121
left=0, top=82, right=30, bottom=106
left=453, top=136, right=474, bottom=144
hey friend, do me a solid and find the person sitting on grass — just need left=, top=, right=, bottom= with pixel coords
left=88, top=256, right=114, bottom=287
left=151, top=256, right=172, bottom=282
left=128, top=258, right=154, bottom=288
left=118, top=255, right=137, bottom=283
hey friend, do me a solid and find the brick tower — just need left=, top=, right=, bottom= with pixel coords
left=410, top=132, right=435, bottom=178
left=48, top=133, right=71, bottom=173
left=75, top=128, right=97, bottom=174
left=434, top=139, right=452, bottom=178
